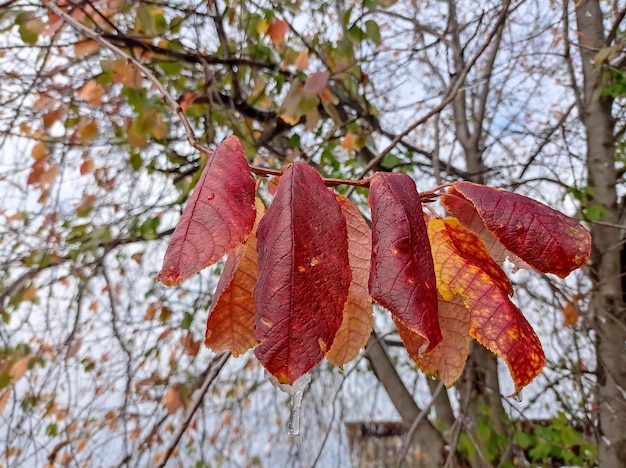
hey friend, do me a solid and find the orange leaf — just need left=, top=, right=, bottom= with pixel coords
left=326, top=196, right=373, bottom=368
left=562, top=293, right=583, bottom=327
left=429, top=217, right=545, bottom=391
left=158, top=136, right=256, bottom=286
left=164, top=387, right=183, bottom=414
left=205, top=199, right=265, bottom=357
left=31, top=142, right=46, bottom=160
left=254, top=163, right=351, bottom=384
left=79, top=120, right=98, bottom=145
left=0, top=390, right=10, bottom=414
left=368, top=172, right=441, bottom=351
left=396, top=297, right=470, bottom=387
left=295, top=49, right=309, bottom=70
left=10, top=357, right=30, bottom=382
left=443, top=182, right=591, bottom=278
left=180, top=333, right=201, bottom=356
left=79, top=159, right=94, bottom=175
left=267, top=19, right=289, bottom=46
left=39, top=164, right=59, bottom=185
left=74, top=39, right=99, bottom=57
left=78, top=80, right=104, bottom=106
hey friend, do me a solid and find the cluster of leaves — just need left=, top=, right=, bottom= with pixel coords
left=158, top=137, right=591, bottom=391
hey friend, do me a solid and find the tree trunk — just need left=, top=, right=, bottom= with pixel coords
left=574, top=1, right=626, bottom=465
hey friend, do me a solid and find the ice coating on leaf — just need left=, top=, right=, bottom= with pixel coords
left=429, top=217, right=545, bottom=391
left=326, top=195, right=373, bottom=368
left=205, top=199, right=265, bottom=356
left=254, top=163, right=351, bottom=384
left=396, top=297, right=471, bottom=387
left=444, top=182, right=591, bottom=278
left=158, top=136, right=256, bottom=285
left=368, top=172, right=442, bottom=351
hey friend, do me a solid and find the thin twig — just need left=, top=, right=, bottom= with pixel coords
left=157, top=351, right=230, bottom=468
left=44, top=1, right=212, bottom=156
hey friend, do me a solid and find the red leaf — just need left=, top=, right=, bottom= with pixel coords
left=205, top=199, right=265, bottom=357
left=396, top=297, right=471, bottom=387
left=443, top=182, right=591, bottom=278
left=158, top=136, right=256, bottom=286
left=254, top=163, right=351, bottom=384
left=326, top=195, right=373, bottom=368
left=368, top=172, right=441, bottom=351
left=429, top=217, right=545, bottom=391
left=441, top=189, right=530, bottom=269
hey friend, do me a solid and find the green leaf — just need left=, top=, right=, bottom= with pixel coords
left=45, top=423, right=58, bottom=437
left=139, top=216, right=160, bottom=240
left=181, top=312, right=193, bottom=330
left=365, top=20, right=381, bottom=45
left=129, top=153, right=143, bottom=171
left=348, top=25, right=366, bottom=42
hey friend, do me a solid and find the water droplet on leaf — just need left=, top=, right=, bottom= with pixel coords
left=508, top=389, right=523, bottom=402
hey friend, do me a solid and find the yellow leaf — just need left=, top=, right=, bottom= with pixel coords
left=31, top=142, right=46, bottom=160
left=256, top=19, right=269, bottom=34
left=21, top=283, right=37, bottom=302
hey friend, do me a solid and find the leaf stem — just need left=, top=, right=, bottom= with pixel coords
left=249, top=165, right=374, bottom=188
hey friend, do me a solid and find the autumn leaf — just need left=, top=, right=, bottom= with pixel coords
left=396, top=297, right=470, bottom=387
left=429, top=217, right=545, bottom=391
left=303, top=71, right=330, bottom=94
left=295, top=49, right=309, bottom=70
left=326, top=195, right=373, bottom=368
left=267, top=19, right=289, bottom=46
left=205, top=199, right=265, bottom=357
left=0, top=390, right=10, bottom=414
left=368, top=172, right=442, bottom=351
left=254, top=162, right=351, bottom=384
left=442, top=182, right=591, bottom=278
left=74, top=39, right=99, bottom=58
left=158, top=136, right=256, bottom=286
left=441, top=188, right=530, bottom=269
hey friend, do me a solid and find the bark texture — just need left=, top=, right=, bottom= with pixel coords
left=575, top=1, right=626, bottom=465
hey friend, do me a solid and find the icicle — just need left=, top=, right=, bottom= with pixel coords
left=508, top=389, right=523, bottom=402
left=266, top=372, right=311, bottom=437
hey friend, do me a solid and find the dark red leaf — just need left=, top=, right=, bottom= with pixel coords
left=157, top=136, right=256, bottom=286
left=368, top=172, right=442, bottom=351
left=254, top=163, right=351, bottom=384
left=442, top=182, right=591, bottom=278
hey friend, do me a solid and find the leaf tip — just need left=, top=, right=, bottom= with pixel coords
left=157, top=266, right=183, bottom=286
